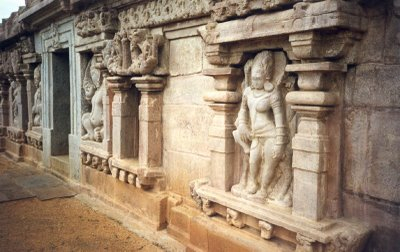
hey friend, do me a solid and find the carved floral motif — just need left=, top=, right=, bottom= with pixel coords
left=231, top=50, right=294, bottom=207
left=75, top=8, right=118, bottom=38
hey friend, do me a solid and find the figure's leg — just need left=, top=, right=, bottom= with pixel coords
left=246, top=139, right=262, bottom=194
left=81, top=113, right=94, bottom=140
left=257, top=138, right=281, bottom=197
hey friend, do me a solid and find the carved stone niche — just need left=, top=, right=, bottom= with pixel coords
left=103, top=27, right=167, bottom=190
left=190, top=1, right=371, bottom=251
left=21, top=36, right=43, bottom=153
left=80, top=48, right=112, bottom=175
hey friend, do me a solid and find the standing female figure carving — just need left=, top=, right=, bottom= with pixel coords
left=232, top=51, right=293, bottom=207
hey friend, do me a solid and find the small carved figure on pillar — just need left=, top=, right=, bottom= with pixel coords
left=81, top=57, right=105, bottom=142
left=9, top=78, right=19, bottom=127
left=32, top=65, right=42, bottom=126
left=232, top=51, right=293, bottom=207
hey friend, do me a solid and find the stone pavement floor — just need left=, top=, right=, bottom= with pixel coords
left=0, top=155, right=163, bottom=251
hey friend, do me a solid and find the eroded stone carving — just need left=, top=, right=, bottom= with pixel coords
left=105, top=29, right=164, bottom=76
left=75, top=8, right=118, bottom=38
left=118, top=0, right=212, bottom=30
left=19, top=37, right=35, bottom=54
left=226, top=208, right=245, bottom=228
left=81, top=57, right=105, bottom=142
left=231, top=50, right=294, bottom=207
left=32, top=65, right=42, bottom=127
left=81, top=151, right=110, bottom=174
left=211, top=0, right=298, bottom=22
left=259, top=221, right=274, bottom=240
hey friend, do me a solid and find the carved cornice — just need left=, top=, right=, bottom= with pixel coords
left=118, top=0, right=212, bottom=30
left=199, top=0, right=366, bottom=65
left=211, top=0, right=299, bottom=22
left=75, top=7, right=118, bottom=38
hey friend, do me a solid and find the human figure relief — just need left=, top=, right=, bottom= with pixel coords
left=81, top=57, right=105, bottom=142
left=232, top=51, right=293, bottom=207
left=9, top=78, right=19, bottom=127
left=32, top=65, right=42, bottom=126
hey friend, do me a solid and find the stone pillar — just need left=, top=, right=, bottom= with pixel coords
left=286, top=62, right=346, bottom=221
left=22, top=68, right=35, bottom=131
left=133, top=75, right=165, bottom=169
left=0, top=78, right=9, bottom=150
left=203, top=67, right=242, bottom=191
left=108, top=76, right=139, bottom=159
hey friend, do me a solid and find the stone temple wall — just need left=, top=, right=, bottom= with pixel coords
left=342, top=2, right=400, bottom=251
left=0, top=0, right=399, bottom=251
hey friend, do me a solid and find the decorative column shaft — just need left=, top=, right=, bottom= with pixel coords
left=22, top=69, right=35, bottom=130
left=108, top=76, right=139, bottom=159
left=133, top=75, right=165, bottom=169
left=286, top=62, right=346, bottom=221
left=203, top=67, right=242, bottom=191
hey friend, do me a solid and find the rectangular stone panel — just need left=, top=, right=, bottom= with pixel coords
left=346, top=64, right=400, bottom=108
left=164, top=75, right=214, bottom=106
left=169, top=36, right=204, bottom=76
left=164, top=150, right=210, bottom=197
left=163, top=105, right=213, bottom=157
left=344, top=108, right=400, bottom=203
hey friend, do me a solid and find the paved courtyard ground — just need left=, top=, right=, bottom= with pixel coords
left=0, top=155, right=163, bottom=251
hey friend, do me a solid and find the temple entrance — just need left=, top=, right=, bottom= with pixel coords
left=50, top=49, right=71, bottom=177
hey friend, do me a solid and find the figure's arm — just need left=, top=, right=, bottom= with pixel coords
left=237, top=88, right=251, bottom=142
left=271, top=89, right=288, bottom=158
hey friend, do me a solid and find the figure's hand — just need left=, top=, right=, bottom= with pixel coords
left=238, top=124, right=251, bottom=142
left=272, top=144, right=285, bottom=160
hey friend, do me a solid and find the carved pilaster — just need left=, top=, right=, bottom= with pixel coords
left=107, top=76, right=139, bottom=160
left=133, top=76, right=164, bottom=169
left=203, top=67, right=242, bottom=191
left=286, top=46, right=347, bottom=220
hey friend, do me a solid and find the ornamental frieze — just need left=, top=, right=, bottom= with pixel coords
left=118, top=0, right=212, bottom=30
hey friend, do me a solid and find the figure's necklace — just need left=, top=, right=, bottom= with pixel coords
left=252, top=89, right=270, bottom=98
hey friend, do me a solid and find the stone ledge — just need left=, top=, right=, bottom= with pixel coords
left=193, top=183, right=371, bottom=250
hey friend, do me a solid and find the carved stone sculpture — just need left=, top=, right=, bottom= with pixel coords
left=118, top=0, right=212, bottom=30
left=106, top=29, right=164, bottom=76
left=81, top=57, right=105, bottom=142
left=32, top=65, right=42, bottom=126
left=9, top=78, right=20, bottom=127
left=231, top=51, right=293, bottom=207
left=75, top=7, right=118, bottom=38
